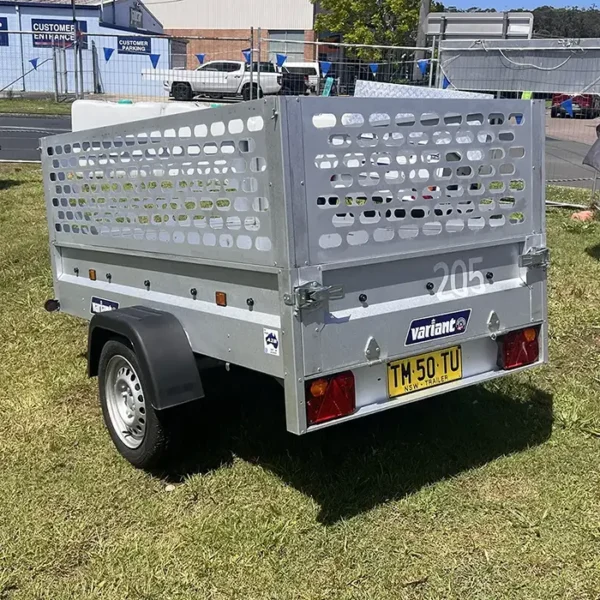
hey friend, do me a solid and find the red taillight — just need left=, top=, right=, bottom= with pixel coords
left=499, top=327, right=540, bottom=370
left=306, top=371, right=355, bottom=425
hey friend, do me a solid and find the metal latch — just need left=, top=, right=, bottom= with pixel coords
left=519, top=246, right=549, bottom=268
left=283, top=281, right=344, bottom=311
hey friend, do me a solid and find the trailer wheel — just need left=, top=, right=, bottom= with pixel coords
left=98, top=340, right=170, bottom=469
left=172, top=82, right=193, bottom=101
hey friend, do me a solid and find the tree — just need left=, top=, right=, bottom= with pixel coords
left=532, top=6, right=600, bottom=38
left=313, top=0, right=444, bottom=58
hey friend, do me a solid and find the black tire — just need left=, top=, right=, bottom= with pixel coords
left=172, top=82, right=193, bottom=101
left=98, top=340, right=171, bottom=470
left=550, top=106, right=558, bottom=119
left=242, top=84, right=262, bottom=101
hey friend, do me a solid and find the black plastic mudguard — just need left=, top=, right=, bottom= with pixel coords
left=88, top=306, right=205, bottom=410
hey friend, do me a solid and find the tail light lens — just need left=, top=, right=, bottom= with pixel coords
left=306, top=371, right=355, bottom=425
left=499, top=327, right=540, bottom=370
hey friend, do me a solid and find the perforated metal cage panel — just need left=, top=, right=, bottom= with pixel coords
left=42, top=102, right=275, bottom=267
left=297, top=97, right=539, bottom=265
left=43, top=98, right=542, bottom=271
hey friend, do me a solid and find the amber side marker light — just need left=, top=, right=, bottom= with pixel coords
left=499, top=327, right=540, bottom=370
left=89, top=269, right=97, bottom=281
left=306, top=371, right=356, bottom=426
left=215, top=291, right=227, bottom=307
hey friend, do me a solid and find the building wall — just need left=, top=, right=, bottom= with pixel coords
left=112, top=0, right=163, bottom=34
left=168, top=27, right=316, bottom=69
left=145, top=0, right=314, bottom=31
left=0, top=2, right=169, bottom=97
left=168, top=28, right=250, bottom=69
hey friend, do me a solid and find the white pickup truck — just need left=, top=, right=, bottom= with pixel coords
left=142, top=60, right=282, bottom=101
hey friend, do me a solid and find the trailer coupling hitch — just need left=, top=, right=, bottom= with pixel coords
left=283, top=281, right=345, bottom=312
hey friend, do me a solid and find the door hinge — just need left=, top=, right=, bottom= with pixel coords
left=520, top=246, right=549, bottom=268
left=283, top=281, right=344, bottom=311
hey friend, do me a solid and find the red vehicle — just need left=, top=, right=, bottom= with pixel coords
left=551, top=93, right=600, bottom=119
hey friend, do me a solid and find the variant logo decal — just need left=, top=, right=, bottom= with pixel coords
left=91, top=297, right=119, bottom=314
left=406, top=309, right=471, bottom=346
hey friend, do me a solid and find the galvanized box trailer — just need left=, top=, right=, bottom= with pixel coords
left=42, top=97, right=548, bottom=468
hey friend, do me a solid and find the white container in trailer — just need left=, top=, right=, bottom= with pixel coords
left=41, top=97, right=548, bottom=469
left=71, top=99, right=209, bottom=132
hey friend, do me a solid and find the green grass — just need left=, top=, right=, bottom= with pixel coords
left=2, top=166, right=600, bottom=598
left=0, top=97, right=72, bottom=116
left=547, top=184, right=594, bottom=206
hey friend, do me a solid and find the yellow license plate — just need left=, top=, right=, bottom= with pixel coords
left=388, top=346, right=462, bottom=398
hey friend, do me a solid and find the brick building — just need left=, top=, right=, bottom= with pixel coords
left=144, top=0, right=319, bottom=65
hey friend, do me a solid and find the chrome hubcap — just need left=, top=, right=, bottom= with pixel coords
left=105, top=355, right=147, bottom=449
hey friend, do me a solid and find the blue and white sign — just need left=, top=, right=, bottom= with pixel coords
left=32, top=19, right=87, bottom=49
left=90, top=297, right=120, bottom=314
left=0, top=17, right=8, bottom=47
left=263, top=328, right=280, bottom=356
left=405, top=309, right=471, bottom=346
left=118, top=36, right=151, bottom=55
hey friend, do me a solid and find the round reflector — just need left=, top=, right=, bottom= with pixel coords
left=310, top=379, right=328, bottom=398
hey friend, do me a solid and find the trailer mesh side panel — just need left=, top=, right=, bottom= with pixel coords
left=298, top=97, right=537, bottom=265
left=42, top=103, right=276, bottom=267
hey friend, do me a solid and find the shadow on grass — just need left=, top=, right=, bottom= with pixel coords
left=166, top=369, right=553, bottom=525
left=586, top=243, right=600, bottom=260
left=0, top=179, right=22, bottom=191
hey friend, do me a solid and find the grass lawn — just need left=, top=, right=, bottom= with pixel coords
left=0, top=97, right=72, bottom=116
left=2, top=164, right=600, bottom=598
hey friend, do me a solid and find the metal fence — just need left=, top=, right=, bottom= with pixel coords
left=258, top=35, right=436, bottom=96
left=439, top=38, right=600, bottom=189
left=0, top=29, right=435, bottom=103
left=0, top=30, right=253, bottom=102
left=3, top=26, right=599, bottom=195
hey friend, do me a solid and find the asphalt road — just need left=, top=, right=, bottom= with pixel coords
left=0, top=114, right=597, bottom=188
left=0, top=114, right=71, bottom=162
left=545, top=136, right=597, bottom=188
